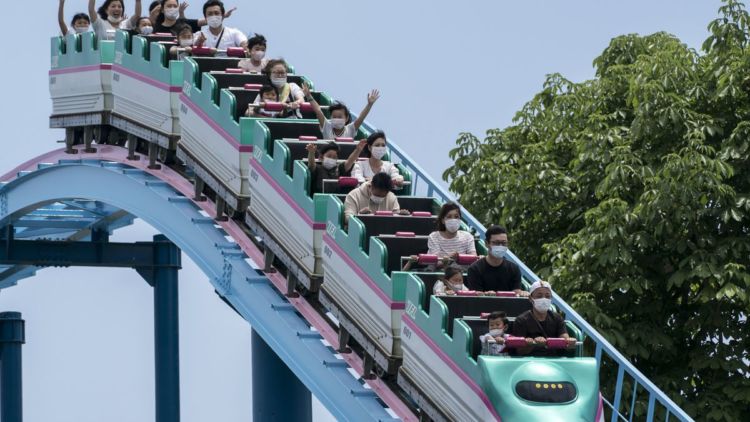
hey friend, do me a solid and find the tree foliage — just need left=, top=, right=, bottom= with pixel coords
left=444, top=1, right=750, bottom=420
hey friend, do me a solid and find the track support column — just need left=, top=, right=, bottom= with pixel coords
left=150, top=235, right=181, bottom=422
left=0, top=312, right=25, bottom=422
left=251, top=329, right=311, bottom=422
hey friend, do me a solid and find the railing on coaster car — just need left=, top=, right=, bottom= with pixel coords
left=357, top=117, right=695, bottom=422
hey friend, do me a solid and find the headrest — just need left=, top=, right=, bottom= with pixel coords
left=375, top=210, right=395, bottom=216
left=335, top=137, right=353, bottom=142
left=226, top=47, right=245, bottom=57
left=455, top=254, right=479, bottom=265
left=455, top=290, right=479, bottom=296
left=494, top=291, right=517, bottom=297
left=411, top=211, right=431, bottom=217
left=298, top=135, right=317, bottom=141
left=338, top=177, right=358, bottom=187
left=225, top=68, right=244, bottom=74
left=299, top=103, right=313, bottom=113
left=395, top=231, right=415, bottom=237
left=416, top=254, right=438, bottom=265
left=153, top=32, right=175, bottom=37
left=244, top=83, right=263, bottom=90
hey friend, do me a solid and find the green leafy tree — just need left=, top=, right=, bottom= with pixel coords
left=444, top=1, right=750, bottom=420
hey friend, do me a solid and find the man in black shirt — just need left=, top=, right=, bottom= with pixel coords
left=466, top=225, right=528, bottom=296
left=511, top=280, right=577, bottom=356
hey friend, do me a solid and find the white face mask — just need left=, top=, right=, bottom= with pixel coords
left=251, top=50, right=265, bottom=61
left=271, top=77, right=287, bottom=88
left=490, top=245, right=508, bottom=259
left=207, top=15, right=223, bottom=29
left=140, top=26, right=154, bottom=35
left=370, top=195, right=385, bottom=205
left=179, top=38, right=193, bottom=47
left=448, top=281, right=464, bottom=291
left=164, top=7, right=180, bottom=20
left=371, top=146, right=387, bottom=160
left=489, top=329, right=504, bottom=337
left=533, top=298, right=552, bottom=313
left=75, top=26, right=90, bottom=34
left=331, top=118, right=346, bottom=130
left=444, top=218, right=461, bottom=233
left=322, top=157, right=338, bottom=170
left=107, top=15, right=123, bottom=25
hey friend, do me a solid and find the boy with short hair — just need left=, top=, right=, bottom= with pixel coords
left=480, top=311, right=509, bottom=356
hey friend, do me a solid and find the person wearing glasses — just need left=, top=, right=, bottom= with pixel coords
left=255, top=59, right=305, bottom=118
left=466, top=225, right=529, bottom=297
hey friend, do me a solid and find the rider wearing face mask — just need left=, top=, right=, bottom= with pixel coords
left=511, top=280, right=578, bottom=356
left=301, top=84, right=380, bottom=141
left=238, top=34, right=269, bottom=73
left=465, top=225, right=528, bottom=297
left=403, top=202, right=477, bottom=271
left=89, top=0, right=143, bottom=40
left=306, top=142, right=362, bottom=194
left=343, top=173, right=410, bottom=223
left=193, top=0, right=247, bottom=55
left=58, top=2, right=92, bottom=36
left=351, top=131, right=405, bottom=186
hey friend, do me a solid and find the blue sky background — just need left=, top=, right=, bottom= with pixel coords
left=0, top=1, right=721, bottom=420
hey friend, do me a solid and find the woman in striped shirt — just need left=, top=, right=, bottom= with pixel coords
left=403, top=202, right=477, bottom=270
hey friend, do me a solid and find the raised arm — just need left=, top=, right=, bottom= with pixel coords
left=149, top=4, right=161, bottom=24
left=58, top=0, right=69, bottom=34
left=305, top=143, right=317, bottom=171
left=88, top=0, right=98, bottom=23
left=344, top=139, right=366, bottom=173
left=352, top=89, right=380, bottom=132
left=302, top=83, right=327, bottom=128
left=128, top=0, right=143, bottom=27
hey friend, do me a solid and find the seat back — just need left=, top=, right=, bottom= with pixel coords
left=375, top=235, right=429, bottom=273
left=357, top=215, right=436, bottom=238
left=142, top=34, right=177, bottom=44
left=228, top=88, right=260, bottom=120
left=438, top=295, right=532, bottom=335
left=193, top=57, right=242, bottom=74
left=209, top=71, right=304, bottom=90
left=394, top=196, right=438, bottom=214
left=282, top=140, right=361, bottom=162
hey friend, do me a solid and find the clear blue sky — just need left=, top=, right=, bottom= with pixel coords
left=0, top=1, right=721, bottom=420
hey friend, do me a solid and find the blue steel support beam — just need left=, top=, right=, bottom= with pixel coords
left=0, top=312, right=25, bottom=422
left=0, top=160, right=401, bottom=421
left=251, top=329, right=312, bottom=422
left=151, top=235, right=181, bottom=422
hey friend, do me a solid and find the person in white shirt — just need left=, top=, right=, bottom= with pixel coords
left=238, top=34, right=269, bottom=73
left=302, top=83, right=380, bottom=140
left=58, top=1, right=92, bottom=35
left=193, top=0, right=247, bottom=54
left=351, top=131, right=404, bottom=184
left=433, top=265, right=470, bottom=296
left=88, top=0, right=142, bottom=40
